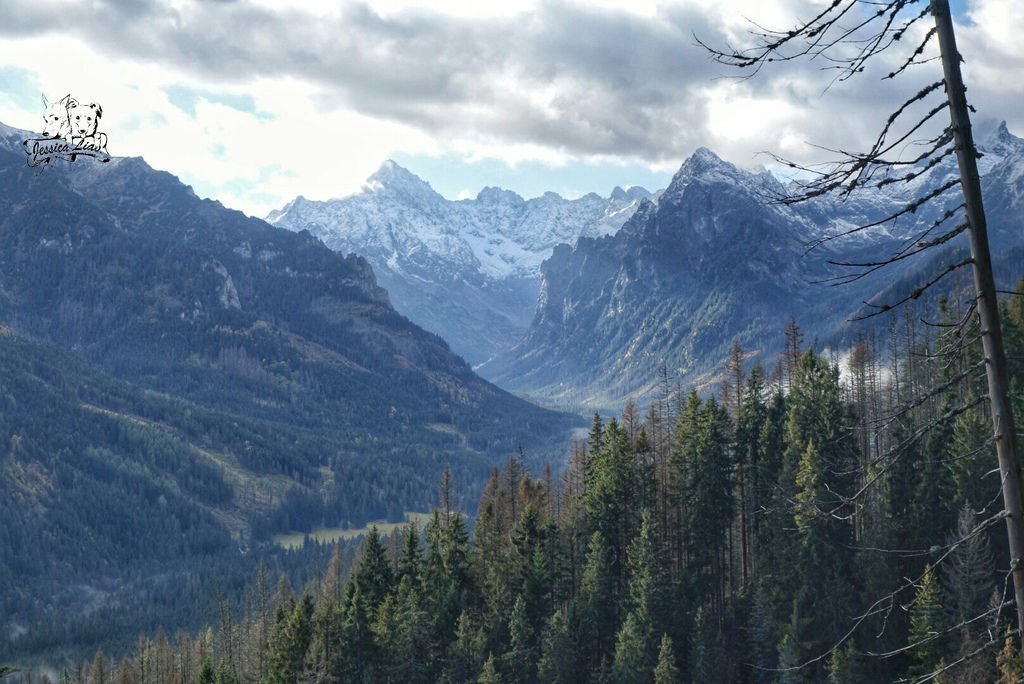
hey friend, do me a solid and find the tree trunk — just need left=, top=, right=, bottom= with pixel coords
left=932, top=0, right=1024, bottom=648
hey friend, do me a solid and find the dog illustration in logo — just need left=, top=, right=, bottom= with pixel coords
left=41, top=93, right=74, bottom=140
left=67, top=101, right=107, bottom=150
left=26, top=92, right=111, bottom=165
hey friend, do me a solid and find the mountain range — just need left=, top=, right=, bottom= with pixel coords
left=267, top=161, right=655, bottom=365
left=267, top=121, right=1024, bottom=411
left=4, top=113, right=1023, bottom=659
left=481, top=122, right=1024, bottom=408
left=0, top=121, right=578, bottom=658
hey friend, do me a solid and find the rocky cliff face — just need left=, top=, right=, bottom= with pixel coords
left=267, top=161, right=655, bottom=364
left=482, top=125, right=1024, bottom=409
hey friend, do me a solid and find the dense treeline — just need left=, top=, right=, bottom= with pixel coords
left=12, top=283, right=1024, bottom=682
left=0, top=326, right=544, bottom=664
left=0, top=145, right=579, bottom=537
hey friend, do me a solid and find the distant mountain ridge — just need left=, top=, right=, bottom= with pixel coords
left=481, top=122, right=1024, bottom=409
left=267, top=161, right=656, bottom=364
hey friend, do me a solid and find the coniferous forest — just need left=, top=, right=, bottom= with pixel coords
left=13, top=281, right=1021, bottom=684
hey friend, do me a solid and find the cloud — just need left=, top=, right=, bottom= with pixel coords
left=0, top=0, right=1020, bottom=216
left=0, top=0, right=723, bottom=163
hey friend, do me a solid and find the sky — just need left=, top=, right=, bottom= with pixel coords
left=0, top=0, right=1019, bottom=218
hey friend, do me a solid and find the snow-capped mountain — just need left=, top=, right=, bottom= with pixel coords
left=267, top=161, right=655, bottom=365
left=481, top=123, right=1024, bottom=409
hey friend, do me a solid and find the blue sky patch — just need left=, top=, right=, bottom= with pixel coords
left=163, top=85, right=273, bottom=120
left=0, top=66, right=42, bottom=113
left=391, top=153, right=673, bottom=201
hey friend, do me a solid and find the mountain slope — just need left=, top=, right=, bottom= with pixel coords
left=0, top=125, right=581, bottom=656
left=0, top=139, right=577, bottom=510
left=482, top=127, right=1024, bottom=409
left=266, top=161, right=654, bottom=364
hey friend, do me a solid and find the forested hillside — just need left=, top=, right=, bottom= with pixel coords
left=0, top=130, right=579, bottom=663
left=32, top=282, right=1024, bottom=683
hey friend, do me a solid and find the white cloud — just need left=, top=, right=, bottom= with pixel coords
left=0, top=0, right=1020, bottom=216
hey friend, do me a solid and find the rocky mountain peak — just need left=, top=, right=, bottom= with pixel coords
left=267, top=163, right=655, bottom=365
left=363, top=159, right=442, bottom=203
left=475, top=186, right=523, bottom=204
left=663, top=146, right=749, bottom=197
left=976, top=120, right=1024, bottom=165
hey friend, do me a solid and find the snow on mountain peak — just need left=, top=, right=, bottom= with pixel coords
left=363, top=159, right=442, bottom=202
left=660, top=146, right=765, bottom=204
left=268, top=162, right=654, bottom=282
left=0, top=121, right=34, bottom=152
left=476, top=186, right=523, bottom=204
left=265, top=162, right=655, bottom=363
left=976, top=120, right=1024, bottom=165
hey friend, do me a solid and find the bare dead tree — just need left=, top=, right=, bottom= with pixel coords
left=700, top=0, right=1024, bottom=658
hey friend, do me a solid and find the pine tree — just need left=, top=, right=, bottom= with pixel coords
left=198, top=659, right=215, bottom=684
left=624, top=508, right=668, bottom=659
left=537, top=609, right=576, bottom=684
left=688, top=607, right=721, bottom=684
left=908, top=564, right=947, bottom=677
left=266, top=592, right=314, bottom=684
left=477, top=654, right=502, bottom=684
left=573, top=531, right=617, bottom=671
left=354, top=526, right=394, bottom=615
left=447, top=611, right=485, bottom=684
left=653, top=633, right=681, bottom=684
left=611, top=611, right=651, bottom=684
left=502, top=595, right=537, bottom=683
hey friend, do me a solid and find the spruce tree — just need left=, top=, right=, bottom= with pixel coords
left=337, top=583, right=375, bottom=682
left=503, top=595, right=537, bottom=683
left=653, top=633, right=681, bottom=684
left=373, top=575, right=430, bottom=684
left=612, top=611, right=651, bottom=684
left=477, top=653, right=502, bottom=684
left=583, top=417, right=634, bottom=588
left=573, top=531, right=617, bottom=671
left=537, top=609, right=576, bottom=684
left=943, top=504, right=995, bottom=629
left=908, top=564, right=947, bottom=678
left=398, top=521, right=423, bottom=588
left=266, top=592, right=314, bottom=684
left=354, top=526, right=394, bottom=614
left=688, top=607, right=721, bottom=684
left=785, top=350, right=857, bottom=669
left=624, top=508, right=668, bottom=659
left=198, top=659, right=215, bottom=684
left=447, top=611, right=485, bottom=684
